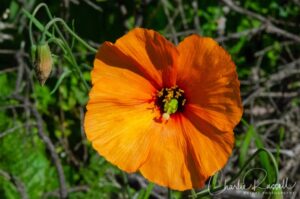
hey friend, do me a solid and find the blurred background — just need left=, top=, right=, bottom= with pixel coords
left=0, top=0, right=300, bottom=198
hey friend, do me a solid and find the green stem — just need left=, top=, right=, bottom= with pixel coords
left=47, top=36, right=90, bottom=91
left=47, top=38, right=67, bottom=53
left=27, top=3, right=71, bottom=59
left=28, top=3, right=62, bottom=46
left=25, top=3, right=91, bottom=91
left=168, top=188, right=172, bottom=199
left=194, top=148, right=279, bottom=198
left=190, top=189, right=197, bottom=199
left=23, top=9, right=51, bottom=44
left=64, top=52, right=90, bottom=91
left=41, top=17, right=97, bottom=53
left=28, top=3, right=47, bottom=46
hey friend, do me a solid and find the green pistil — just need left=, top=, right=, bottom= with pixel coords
left=156, top=86, right=186, bottom=120
left=164, top=98, right=179, bottom=115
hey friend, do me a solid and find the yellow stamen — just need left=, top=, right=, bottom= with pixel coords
left=182, top=99, right=186, bottom=106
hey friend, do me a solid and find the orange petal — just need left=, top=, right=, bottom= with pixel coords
left=181, top=112, right=234, bottom=179
left=85, top=56, right=158, bottom=171
left=113, top=28, right=178, bottom=88
left=85, top=103, right=157, bottom=172
left=177, top=35, right=243, bottom=132
left=139, top=114, right=207, bottom=191
left=91, top=57, right=156, bottom=105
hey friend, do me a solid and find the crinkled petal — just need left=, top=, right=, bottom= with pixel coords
left=113, top=28, right=178, bottom=88
left=176, top=35, right=243, bottom=132
left=85, top=51, right=157, bottom=171
left=91, top=56, right=155, bottom=105
left=182, top=108, right=234, bottom=177
left=139, top=114, right=207, bottom=191
left=85, top=103, right=157, bottom=172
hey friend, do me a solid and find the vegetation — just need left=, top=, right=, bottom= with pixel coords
left=0, top=0, right=299, bottom=198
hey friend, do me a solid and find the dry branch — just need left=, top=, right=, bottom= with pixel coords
left=221, top=0, right=300, bottom=42
left=31, top=105, right=68, bottom=199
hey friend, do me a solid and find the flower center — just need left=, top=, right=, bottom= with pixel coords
left=156, top=85, right=186, bottom=120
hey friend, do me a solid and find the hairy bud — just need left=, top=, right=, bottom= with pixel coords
left=35, top=43, right=52, bottom=85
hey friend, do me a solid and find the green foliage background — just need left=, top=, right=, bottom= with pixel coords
left=0, top=0, right=300, bottom=198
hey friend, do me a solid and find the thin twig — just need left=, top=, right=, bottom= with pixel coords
left=43, top=185, right=89, bottom=198
left=176, top=0, right=188, bottom=30
left=192, top=0, right=201, bottom=33
left=83, top=0, right=103, bottom=12
left=216, top=26, right=265, bottom=42
left=31, top=105, right=68, bottom=199
left=243, top=58, right=300, bottom=105
left=221, top=0, right=300, bottom=42
left=161, top=0, right=179, bottom=44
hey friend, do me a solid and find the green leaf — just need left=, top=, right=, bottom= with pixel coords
left=9, top=1, right=20, bottom=21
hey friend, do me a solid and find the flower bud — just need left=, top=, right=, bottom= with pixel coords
left=35, top=43, right=52, bottom=85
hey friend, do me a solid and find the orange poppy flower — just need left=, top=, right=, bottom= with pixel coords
left=84, top=28, right=243, bottom=191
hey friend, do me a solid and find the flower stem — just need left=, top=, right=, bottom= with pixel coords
left=167, top=188, right=172, bottom=199
left=190, top=189, right=197, bottom=199
left=41, top=17, right=97, bottom=53
left=28, top=3, right=50, bottom=46
left=47, top=35, right=90, bottom=91
left=24, top=4, right=91, bottom=91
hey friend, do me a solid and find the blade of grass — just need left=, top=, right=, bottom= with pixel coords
left=239, top=124, right=254, bottom=166
left=211, top=172, right=219, bottom=190
left=253, top=130, right=275, bottom=184
left=142, top=182, right=154, bottom=199
left=50, top=69, right=71, bottom=95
